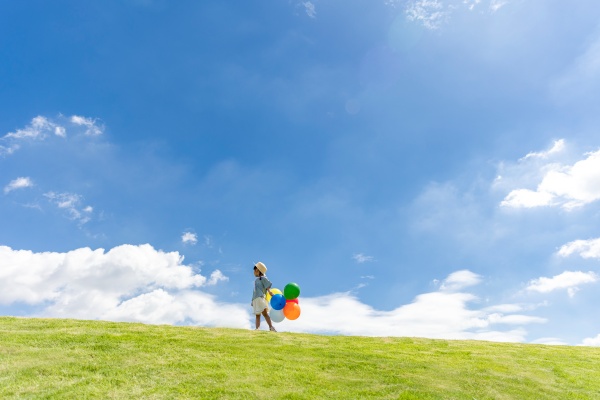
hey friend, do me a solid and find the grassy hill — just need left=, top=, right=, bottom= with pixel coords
left=1, top=317, right=599, bottom=399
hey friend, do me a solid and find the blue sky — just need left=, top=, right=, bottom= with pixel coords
left=2, top=0, right=600, bottom=345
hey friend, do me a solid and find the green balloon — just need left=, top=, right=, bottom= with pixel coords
left=284, top=283, right=300, bottom=300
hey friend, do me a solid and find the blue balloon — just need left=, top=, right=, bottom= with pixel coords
left=270, top=294, right=286, bottom=310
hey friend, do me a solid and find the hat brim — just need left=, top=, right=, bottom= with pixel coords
left=255, top=262, right=267, bottom=274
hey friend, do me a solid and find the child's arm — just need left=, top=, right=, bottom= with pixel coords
left=263, top=277, right=274, bottom=297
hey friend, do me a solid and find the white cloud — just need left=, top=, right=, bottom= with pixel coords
left=0, top=248, right=549, bottom=341
left=4, top=177, right=34, bottom=194
left=558, top=238, right=600, bottom=259
left=181, top=231, right=198, bottom=245
left=463, top=0, right=508, bottom=12
left=501, top=146, right=600, bottom=210
left=55, top=126, right=67, bottom=138
left=489, top=0, right=508, bottom=12
left=3, top=116, right=63, bottom=140
left=70, top=115, right=104, bottom=136
left=353, top=253, right=375, bottom=263
left=400, top=0, right=510, bottom=29
left=101, top=289, right=245, bottom=327
left=464, top=0, right=481, bottom=11
left=581, top=334, right=600, bottom=347
left=501, top=189, right=555, bottom=208
left=44, top=192, right=93, bottom=225
left=0, top=244, right=247, bottom=328
left=274, top=270, right=543, bottom=342
left=483, top=303, right=524, bottom=313
left=1, top=117, right=62, bottom=155
left=439, top=269, right=481, bottom=291
left=531, top=337, right=568, bottom=346
left=0, top=144, right=19, bottom=156
left=1, top=114, right=104, bottom=156
left=207, top=270, right=228, bottom=285
left=302, top=1, right=316, bottom=18
left=522, top=139, right=565, bottom=160
left=526, top=271, right=598, bottom=297
left=406, top=0, right=446, bottom=30
left=486, top=313, right=546, bottom=325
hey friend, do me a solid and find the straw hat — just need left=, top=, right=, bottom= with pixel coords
left=254, top=262, right=267, bottom=274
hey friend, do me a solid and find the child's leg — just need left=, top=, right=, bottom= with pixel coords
left=255, top=314, right=261, bottom=329
left=262, top=309, right=273, bottom=329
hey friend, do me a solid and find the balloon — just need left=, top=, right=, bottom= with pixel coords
left=269, top=308, right=285, bottom=323
left=283, top=302, right=301, bottom=320
left=284, top=283, right=301, bottom=300
left=270, top=294, right=286, bottom=310
left=286, top=298, right=299, bottom=304
left=266, top=288, right=282, bottom=303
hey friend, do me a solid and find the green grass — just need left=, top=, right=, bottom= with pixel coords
left=1, top=317, right=599, bottom=399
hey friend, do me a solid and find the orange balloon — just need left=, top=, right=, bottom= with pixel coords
left=283, top=302, right=301, bottom=320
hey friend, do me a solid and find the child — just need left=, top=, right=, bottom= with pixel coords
left=251, top=262, right=277, bottom=332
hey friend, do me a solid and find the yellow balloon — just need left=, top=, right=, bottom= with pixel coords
left=266, top=288, right=282, bottom=302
